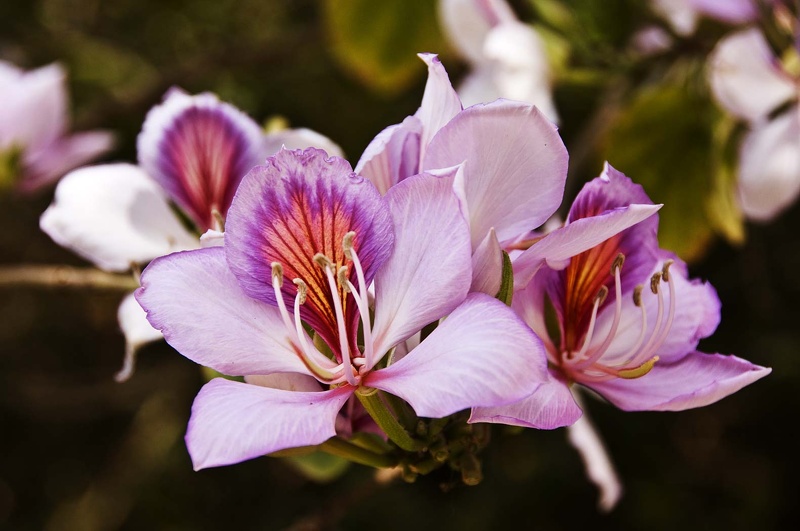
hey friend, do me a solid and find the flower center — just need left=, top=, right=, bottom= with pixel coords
left=556, top=257, right=676, bottom=383
left=270, top=231, right=374, bottom=387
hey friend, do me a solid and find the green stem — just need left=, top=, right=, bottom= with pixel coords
left=356, top=387, right=425, bottom=452
left=320, top=437, right=397, bottom=468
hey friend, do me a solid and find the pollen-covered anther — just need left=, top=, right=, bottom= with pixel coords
left=337, top=266, right=351, bottom=293
left=211, top=208, right=225, bottom=232
left=271, top=262, right=284, bottom=283
left=596, top=285, right=609, bottom=306
left=611, top=253, right=625, bottom=274
left=313, top=253, right=334, bottom=270
left=292, top=278, right=308, bottom=305
left=617, top=355, right=659, bottom=379
left=633, top=285, right=644, bottom=306
left=650, top=271, right=663, bottom=294
left=661, top=259, right=674, bottom=282
left=342, top=231, right=356, bottom=260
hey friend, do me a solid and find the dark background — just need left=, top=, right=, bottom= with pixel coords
left=1, top=1, right=795, bottom=529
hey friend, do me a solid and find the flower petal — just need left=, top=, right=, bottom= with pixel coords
left=354, top=116, right=422, bottom=195
left=370, top=168, right=472, bottom=360
left=589, top=351, right=771, bottom=411
left=225, top=148, right=394, bottom=356
left=263, top=127, right=344, bottom=158
left=424, top=99, right=568, bottom=247
left=20, top=131, right=114, bottom=193
left=737, top=108, right=800, bottom=221
left=438, top=0, right=517, bottom=64
left=186, top=378, right=352, bottom=469
left=115, top=292, right=164, bottom=382
left=39, top=164, right=197, bottom=271
left=691, top=0, right=758, bottom=24
left=0, top=63, right=66, bottom=152
left=709, top=29, right=797, bottom=123
left=567, top=408, right=622, bottom=512
left=470, top=228, right=503, bottom=295
left=414, top=54, right=463, bottom=160
left=368, top=293, right=548, bottom=418
left=469, top=370, right=581, bottom=429
left=136, top=247, right=321, bottom=376
left=137, top=88, right=265, bottom=230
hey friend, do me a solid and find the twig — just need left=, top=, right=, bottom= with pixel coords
left=0, top=264, right=138, bottom=290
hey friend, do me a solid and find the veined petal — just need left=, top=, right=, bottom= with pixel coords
left=424, top=99, right=568, bottom=247
left=470, top=228, right=503, bottom=295
left=469, top=370, right=581, bottom=429
left=567, top=408, right=622, bottom=512
left=438, top=0, right=517, bottom=64
left=354, top=116, right=422, bottom=195
left=414, top=54, right=463, bottom=160
left=368, top=293, right=548, bottom=418
left=589, top=351, right=771, bottom=411
left=512, top=203, right=662, bottom=289
left=40, top=164, right=197, bottom=272
left=370, top=168, right=472, bottom=361
left=709, top=29, right=797, bottom=123
left=20, top=131, right=115, bottom=193
left=186, top=378, right=352, bottom=469
left=137, top=88, right=265, bottom=231
left=245, top=373, right=323, bottom=392
left=225, top=148, right=394, bottom=356
left=457, top=66, right=502, bottom=108
left=0, top=63, right=66, bottom=152
left=136, top=247, right=321, bottom=376
left=738, top=108, right=800, bottom=221
left=115, top=292, right=164, bottom=382
left=263, top=127, right=344, bottom=159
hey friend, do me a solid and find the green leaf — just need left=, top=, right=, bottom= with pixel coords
left=495, top=251, right=514, bottom=306
left=323, top=0, right=447, bottom=96
left=604, top=77, right=731, bottom=261
left=283, top=450, right=351, bottom=483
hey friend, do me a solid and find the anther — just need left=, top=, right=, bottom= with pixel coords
left=611, top=253, right=625, bottom=274
left=617, top=355, right=659, bottom=379
left=292, top=278, right=308, bottom=304
left=342, top=231, right=356, bottom=260
left=211, top=208, right=225, bottom=232
left=271, top=262, right=284, bottom=282
left=596, top=285, right=609, bottom=306
left=337, top=266, right=350, bottom=293
left=633, top=285, right=644, bottom=306
left=661, top=259, right=674, bottom=282
left=313, top=253, right=334, bottom=270
left=650, top=272, right=662, bottom=294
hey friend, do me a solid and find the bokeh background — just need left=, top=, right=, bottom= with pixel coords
left=0, top=0, right=796, bottom=529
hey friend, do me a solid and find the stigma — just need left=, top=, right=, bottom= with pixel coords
left=558, top=257, right=676, bottom=383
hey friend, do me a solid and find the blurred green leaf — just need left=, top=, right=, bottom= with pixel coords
left=323, top=0, right=447, bottom=96
left=284, top=450, right=351, bottom=483
left=604, top=81, right=725, bottom=261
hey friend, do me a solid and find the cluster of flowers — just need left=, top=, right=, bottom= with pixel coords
left=34, top=52, right=769, bottom=506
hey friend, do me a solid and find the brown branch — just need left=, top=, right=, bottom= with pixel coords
left=0, top=264, right=138, bottom=290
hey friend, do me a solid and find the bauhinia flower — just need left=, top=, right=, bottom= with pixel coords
left=472, top=164, right=771, bottom=507
left=0, top=60, right=113, bottom=194
left=40, top=89, right=342, bottom=380
left=709, top=26, right=800, bottom=221
left=438, top=0, right=558, bottom=122
left=136, top=147, right=549, bottom=470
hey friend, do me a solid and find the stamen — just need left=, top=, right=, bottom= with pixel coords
left=344, top=238, right=376, bottom=369
left=321, top=260, right=358, bottom=386
left=271, top=262, right=295, bottom=333
left=611, top=253, right=625, bottom=275
left=633, top=285, right=643, bottom=307
left=574, top=256, right=624, bottom=370
left=338, top=265, right=351, bottom=293
left=292, top=278, right=307, bottom=305
left=314, top=253, right=334, bottom=270
left=565, top=287, right=605, bottom=364
left=342, top=231, right=356, bottom=259
left=650, top=272, right=662, bottom=294
left=616, top=356, right=659, bottom=379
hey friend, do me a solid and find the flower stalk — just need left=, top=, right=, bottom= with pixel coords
left=356, top=387, right=425, bottom=452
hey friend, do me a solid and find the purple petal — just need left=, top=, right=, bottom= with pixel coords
left=136, top=247, right=323, bottom=376
left=423, top=99, right=568, bottom=247
left=225, top=148, right=394, bottom=357
left=589, top=351, right=771, bottom=411
left=469, top=370, right=581, bottom=429
left=367, top=293, right=548, bottom=418
left=692, top=0, right=758, bottom=24
left=370, top=168, right=472, bottom=360
left=470, top=228, right=503, bottom=295
left=0, top=63, right=66, bottom=152
left=567, top=409, right=622, bottom=512
left=354, top=116, right=422, bottom=195
left=438, top=0, right=517, bottom=63
left=263, top=127, right=344, bottom=159
left=186, top=378, right=352, bottom=469
left=20, top=131, right=114, bottom=193
left=414, top=54, right=463, bottom=161
left=137, top=88, right=264, bottom=231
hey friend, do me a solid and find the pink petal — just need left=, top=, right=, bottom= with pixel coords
left=424, top=99, right=568, bottom=247
left=136, top=247, right=323, bottom=377
left=263, top=127, right=344, bottom=158
left=354, top=116, right=422, bottom=195
left=469, top=370, right=581, bottom=429
left=589, top=351, right=771, bottom=411
left=115, top=291, right=164, bottom=382
left=370, top=169, right=472, bottom=360
left=368, top=293, right=548, bottom=418
left=414, top=54, right=463, bottom=161
left=567, top=408, right=623, bottom=512
left=470, top=228, right=503, bottom=295
left=186, top=378, right=352, bottom=469
left=438, top=0, right=517, bottom=63
left=0, top=63, right=66, bottom=151
left=137, top=88, right=265, bottom=231
left=20, top=131, right=115, bottom=193
left=692, top=0, right=758, bottom=24
left=39, top=164, right=197, bottom=272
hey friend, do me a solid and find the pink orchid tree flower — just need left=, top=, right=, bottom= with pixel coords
left=0, top=60, right=113, bottom=194
left=708, top=27, right=800, bottom=221
left=438, top=0, right=559, bottom=122
left=40, top=88, right=342, bottom=381
left=472, top=164, right=770, bottom=508
left=136, top=147, right=549, bottom=470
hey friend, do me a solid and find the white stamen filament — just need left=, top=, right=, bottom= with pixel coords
left=319, top=255, right=358, bottom=386
left=574, top=257, right=624, bottom=370
left=343, top=233, right=376, bottom=369
left=564, top=287, right=604, bottom=365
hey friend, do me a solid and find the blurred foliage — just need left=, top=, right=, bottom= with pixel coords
left=323, top=0, right=448, bottom=96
